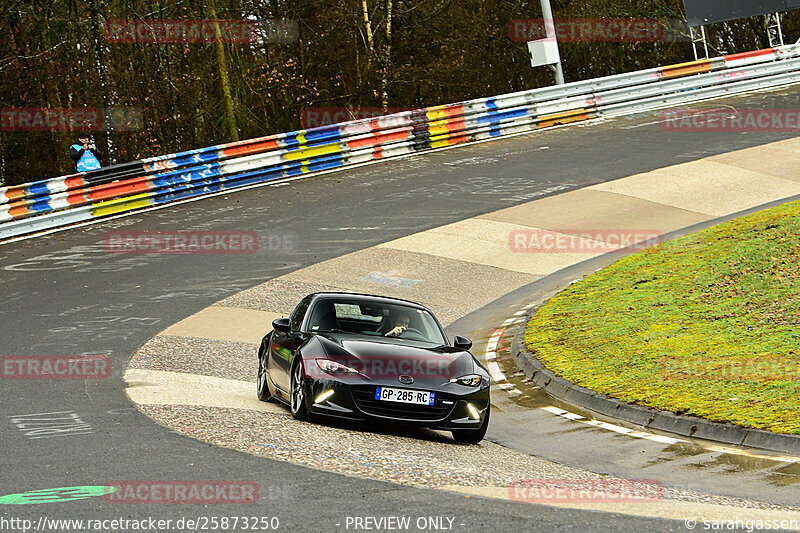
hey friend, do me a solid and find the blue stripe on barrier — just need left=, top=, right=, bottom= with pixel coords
left=220, top=166, right=288, bottom=190
left=477, top=108, right=529, bottom=124
left=282, top=133, right=304, bottom=150
left=29, top=197, right=53, bottom=213
left=28, top=182, right=53, bottom=197
left=307, top=154, right=344, bottom=172
left=302, top=127, right=342, bottom=145
left=478, top=106, right=528, bottom=137
left=167, top=150, right=221, bottom=168
left=150, top=163, right=222, bottom=189
left=152, top=177, right=223, bottom=204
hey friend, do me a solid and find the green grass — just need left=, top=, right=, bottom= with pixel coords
left=524, top=199, right=800, bottom=434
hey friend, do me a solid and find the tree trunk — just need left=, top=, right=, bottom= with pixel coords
left=209, top=0, right=239, bottom=142
left=381, top=0, right=393, bottom=111
left=89, top=0, right=117, bottom=162
left=361, top=0, right=375, bottom=60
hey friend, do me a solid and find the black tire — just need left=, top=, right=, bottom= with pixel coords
left=290, top=360, right=309, bottom=420
left=257, top=345, right=273, bottom=402
left=452, top=404, right=490, bottom=444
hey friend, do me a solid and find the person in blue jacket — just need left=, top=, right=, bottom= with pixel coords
left=69, top=132, right=103, bottom=172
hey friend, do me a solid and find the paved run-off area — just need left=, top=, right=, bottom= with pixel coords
left=123, top=137, right=800, bottom=524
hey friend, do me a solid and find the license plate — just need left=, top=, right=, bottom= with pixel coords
left=375, top=387, right=435, bottom=406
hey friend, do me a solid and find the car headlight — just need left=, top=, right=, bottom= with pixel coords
left=450, top=374, right=482, bottom=387
left=315, top=359, right=358, bottom=374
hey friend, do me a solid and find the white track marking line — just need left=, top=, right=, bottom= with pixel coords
left=706, top=446, right=800, bottom=464
left=487, top=362, right=507, bottom=383
left=485, top=326, right=524, bottom=397
left=542, top=405, right=684, bottom=444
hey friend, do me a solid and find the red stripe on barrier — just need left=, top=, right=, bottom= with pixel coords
left=64, top=176, right=86, bottom=191
left=87, top=176, right=151, bottom=202
left=222, top=138, right=280, bottom=158
left=67, top=189, right=90, bottom=206
left=446, top=134, right=468, bottom=145
left=443, top=104, right=464, bottom=118
left=725, top=48, right=775, bottom=63
left=348, top=130, right=410, bottom=149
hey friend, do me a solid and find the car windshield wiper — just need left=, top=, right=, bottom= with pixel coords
left=318, top=328, right=350, bottom=334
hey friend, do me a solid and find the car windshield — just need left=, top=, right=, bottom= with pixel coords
left=305, top=298, right=448, bottom=346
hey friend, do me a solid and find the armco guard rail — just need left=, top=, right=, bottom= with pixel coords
left=2, top=45, right=800, bottom=241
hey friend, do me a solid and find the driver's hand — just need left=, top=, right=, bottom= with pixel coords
left=385, top=326, right=406, bottom=337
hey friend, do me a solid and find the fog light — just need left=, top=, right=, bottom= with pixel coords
left=466, top=403, right=480, bottom=420
left=315, top=390, right=334, bottom=404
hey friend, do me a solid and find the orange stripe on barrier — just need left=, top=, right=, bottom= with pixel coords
left=5, top=187, right=26, bottom=202
left=661, top=59, right=712, bottom=78
left=67, top=189, right=90, bottom=206
left=65, top=176, right=86, bottom=191
left=537, top=109, right=591, bottom=129
left=222, top=139, right=280, bottom=158
left=87, top=176, right=151, bottom=202
left=8, top=204, right=29, bottom=219
left=348, top=130, right=410, bottom=149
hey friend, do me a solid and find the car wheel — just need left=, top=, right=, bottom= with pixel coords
left=452, top=404, right=490, bottom=444
left=257, top=346, right=273, bottom=402
left=290, top=360, right=309, bottom=420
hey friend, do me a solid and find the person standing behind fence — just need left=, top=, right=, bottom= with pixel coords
left=69, top=132, right=103, bottom=172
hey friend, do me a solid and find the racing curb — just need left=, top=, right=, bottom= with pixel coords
left=511, top=306, right=800, bottom=456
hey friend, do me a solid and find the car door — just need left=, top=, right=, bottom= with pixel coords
left=269, top=296, right=311, bottom=392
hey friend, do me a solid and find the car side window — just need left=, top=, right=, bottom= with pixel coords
left=290, top=297, right=312, bottom=332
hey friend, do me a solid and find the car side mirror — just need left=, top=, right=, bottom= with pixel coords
left=453, top=335, right=472, bottom=350
left=272, top=317, right=291, bottom=334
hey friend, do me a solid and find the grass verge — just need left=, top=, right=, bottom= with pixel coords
left=524, top=199, right=800, bottom=434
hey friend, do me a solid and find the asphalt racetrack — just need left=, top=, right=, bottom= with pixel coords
left=2, top=88, right=800, bottom=532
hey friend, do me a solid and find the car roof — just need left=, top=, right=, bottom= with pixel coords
left=308, top=292, right=430, bottom=311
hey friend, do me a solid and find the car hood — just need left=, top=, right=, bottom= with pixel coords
left=304, top=334, right=476, bottom=382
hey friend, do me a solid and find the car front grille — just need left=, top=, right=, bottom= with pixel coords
left=351, top=386, right=455, bottom=422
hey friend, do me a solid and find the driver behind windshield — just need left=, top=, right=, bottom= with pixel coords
left=384, top=311, right=411, bottom=337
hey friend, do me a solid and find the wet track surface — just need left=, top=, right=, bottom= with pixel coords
left=2, top=88, right=800, bottom=531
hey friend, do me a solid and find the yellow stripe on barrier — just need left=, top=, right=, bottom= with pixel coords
left=537, top=109, right=591, bottom=128
left=426, top=108, right=448, bottom=122
left=91, top=192, right=152, bottom=217
left=661, top=59, right=712, bottom=78
left=283, top=143, right=342, bottom=162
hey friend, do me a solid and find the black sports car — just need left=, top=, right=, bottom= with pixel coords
left=257, top=292, right=491, bottom=443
